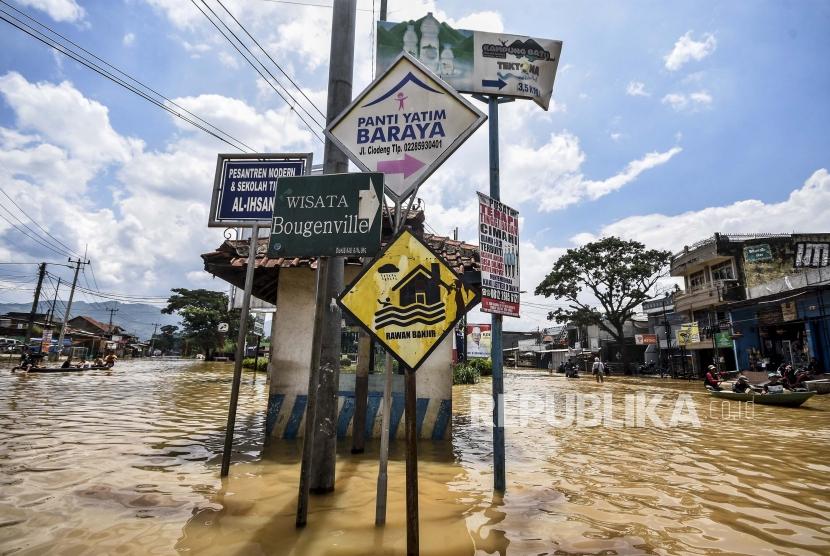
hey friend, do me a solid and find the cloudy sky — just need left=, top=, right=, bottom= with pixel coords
left=0, top=0, right=828, bottom=331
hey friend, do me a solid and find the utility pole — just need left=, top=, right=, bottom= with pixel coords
left=48, top=277, right=61, bottom=326
left=149, top=322, right=160, bottom=355
left=297, top=0, right=356, bottom=525
left=25, top=262, right=47, bottom=343
left=56, top=258, right=89, bottom=360
left=106, top=303, right=119, bottom=336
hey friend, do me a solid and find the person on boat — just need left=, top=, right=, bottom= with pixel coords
left=763, top=372, right=786, bottom=394
left=61, top=355, right=74, bottom=369
left=591, top=357, right=605, bottom=383
left=93, top=356, right=105, bottom=367
left=104, top=353, right=117, bottom=368
left=79, top=357, right=91, bottom=369
left=732, top=374, right=752, bottom=393
left=704, top=365, right=722, bottom=391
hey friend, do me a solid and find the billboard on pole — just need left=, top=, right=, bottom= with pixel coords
left=325, top=52, right=486, bottom=202
left=478, top=192, right=520, bottom=317
left=377, top=14, right=562, bottom=110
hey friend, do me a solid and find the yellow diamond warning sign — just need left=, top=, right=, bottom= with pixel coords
left=338, top=229, right=479, bottom=370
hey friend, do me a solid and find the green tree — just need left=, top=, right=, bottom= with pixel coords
left=162, top=288, right=249, bottom=359
left=535, top=237, right=671, bottom=373
left=153, top=324, right=180, bottom=354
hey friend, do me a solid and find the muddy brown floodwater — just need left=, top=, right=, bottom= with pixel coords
left=1, top=359, right=828, bottom=555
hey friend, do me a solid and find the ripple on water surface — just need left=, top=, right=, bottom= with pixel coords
left=1, top=362, right=829, bottom=555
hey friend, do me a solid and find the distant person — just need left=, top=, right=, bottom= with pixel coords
left=61, top=355, right=73, bottom=369
left=591, top=357, right=605, bottom=383
left=732, top=374, right=752, bottom=393
left=704, top=365, right=722, bottom=391
left=764, top=372, right=785, bottom=394
left=104, top=353, right=117, bottom=368
left=94, top=357, right=105, bottom=367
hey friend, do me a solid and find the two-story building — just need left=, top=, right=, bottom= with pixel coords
left=670, top=233, right=830, bottom=375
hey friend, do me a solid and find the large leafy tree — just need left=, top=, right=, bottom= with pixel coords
left=535, top=237, right=671, bottom=372
left=162, top=288, right=248, bottom=358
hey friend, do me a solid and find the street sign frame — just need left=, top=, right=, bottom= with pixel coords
left=337, top=228, right=480, bottom=371
left=267, top=172, right=384, bottom=258
left=208, top=152, right=313, bottom=228
left=324, top=51, right=486, bottom=202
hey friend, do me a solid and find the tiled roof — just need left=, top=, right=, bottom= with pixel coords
left=201, top=212, right=480, bottom=303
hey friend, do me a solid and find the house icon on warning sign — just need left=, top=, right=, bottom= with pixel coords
left=375, top=263, right=449, bottom=328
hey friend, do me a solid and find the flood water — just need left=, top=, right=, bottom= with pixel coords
left=1, top=360, right=828, bottom=555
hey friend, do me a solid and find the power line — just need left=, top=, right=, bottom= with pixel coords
left=191, top=0, right=325, bottom=143
left=0, top=187, right=84, bottom=259
left=215, top=0, right=326, bottom=122
left=0, top=204, right=72, bottom=258
left=0, top=4, right=253, bottom=153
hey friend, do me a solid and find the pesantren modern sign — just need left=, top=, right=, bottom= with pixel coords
left=267, top=172, right=384, bottom=258
left=325, top=52, right=486, bottom=202
left=377, top=14, right=563, bottom=110
left=208, top=153, right=312, bottom=227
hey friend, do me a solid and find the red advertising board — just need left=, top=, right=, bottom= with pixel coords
left=478, top=193, right=520, bottom=317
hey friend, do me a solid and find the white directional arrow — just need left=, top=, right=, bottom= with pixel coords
left=358, top=177, right=381, bottom=229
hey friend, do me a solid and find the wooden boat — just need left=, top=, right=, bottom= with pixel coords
left=709, top=390, right=815, bottom=407
left=12, top=365, right=110, bottom=373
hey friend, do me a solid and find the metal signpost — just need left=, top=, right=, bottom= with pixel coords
left=338, top=228, right=479, bottom=555
left=209, top=153, right=312, bottom=478
left=324, top=47, right=485, bottom=546
left=267, top=172, right=384, bottom=258
left=375, top=16, right=563, bottom=495
left=325, top=51, right=486, bottom=202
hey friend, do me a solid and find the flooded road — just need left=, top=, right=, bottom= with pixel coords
left=1, top=360, right=828, bottom=555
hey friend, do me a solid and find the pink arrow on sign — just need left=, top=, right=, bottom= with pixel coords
left=376, top=154, right=425, bottom=179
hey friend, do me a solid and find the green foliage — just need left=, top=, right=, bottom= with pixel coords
left=162, top=288, right=252, bottom=358
left=453, top=362, right=481, bottom=385
left=340, top=356, right=352, bottom=366
left=242, top=357, right=268, bottom=371
left=535, top=237, right=671, bottom=341
left=466, top=357, right=492, bottom=376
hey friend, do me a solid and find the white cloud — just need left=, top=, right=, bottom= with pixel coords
left=450, top=11, right=504, bottom=33
left=626, top=81, right=650, bottom=97
left=610, top=132, right=622, bottom=142
left=0, top=72, right=142, bottom=166
left=14, top=0, right=85, bottom=22
left=664, top=31, right=717, bottom=71
left=218, top=51, right=239, bottom=69
left=570, top=169, right=830, bottom=252
left=661, top=90, right=713, bottom=111
left=0, top=73, right=319, bottom=299
left=502, top=132, right=681, bottom=211
left=123, top=32, right=135, bottom=46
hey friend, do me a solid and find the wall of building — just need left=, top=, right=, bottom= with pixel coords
left=266, top=265, right=454, bottom=442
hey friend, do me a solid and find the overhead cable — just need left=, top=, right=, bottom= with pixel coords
left=0, top=4, right=253, bottom=152
left=215, top=0, right=327, bottom=122
left=191, top=0, right=325, bottom=143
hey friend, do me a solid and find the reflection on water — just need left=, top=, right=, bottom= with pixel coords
left=1, top=362, right=828, bottom=555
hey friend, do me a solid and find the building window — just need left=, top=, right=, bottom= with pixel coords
left=689, top=270, right=707, bottom=291
left=710, top=260, right=734, bottom=282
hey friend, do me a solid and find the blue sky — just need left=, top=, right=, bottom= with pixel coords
left=0, top=0, right=828, bottom=331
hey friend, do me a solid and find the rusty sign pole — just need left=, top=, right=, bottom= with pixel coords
left=220, top=223, right=259, bottom=477
left=375, top=198, right=401, bottom=526
left=404, top=364, right=419, bottom=555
